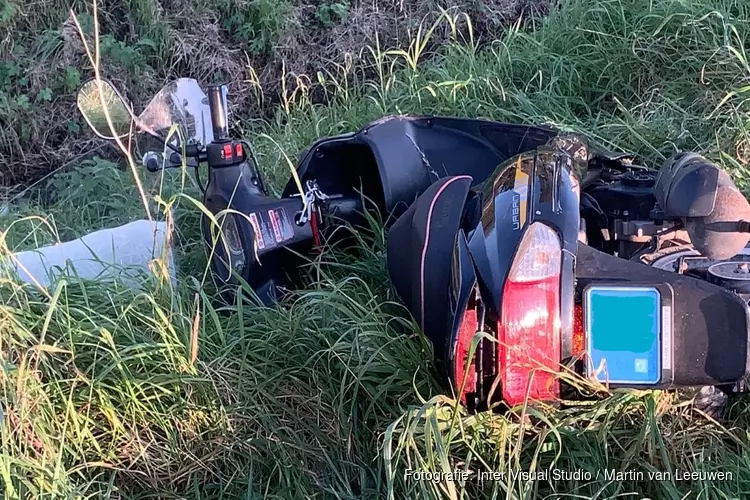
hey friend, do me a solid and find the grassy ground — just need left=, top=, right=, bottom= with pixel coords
left=3, top=0, right=750, bottom=498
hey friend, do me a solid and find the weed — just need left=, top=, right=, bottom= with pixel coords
left=315, top=1, right=350, bottom=28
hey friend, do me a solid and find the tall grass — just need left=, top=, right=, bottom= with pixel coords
left=256, top=0, right=750, bottom=185
left=3, top=0, right=750, bottom=498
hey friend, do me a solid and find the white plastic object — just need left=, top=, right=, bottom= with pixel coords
left=4, top=220, right=175, bottom=290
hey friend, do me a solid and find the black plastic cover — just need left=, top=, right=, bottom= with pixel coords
left=284, top=116, right=559, bottom=219
left=386, top=175, right=473, bottom=360
left=203, top=163, right=312, bottom=305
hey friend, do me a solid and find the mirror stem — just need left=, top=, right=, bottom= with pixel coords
left=207, top=85, right=230, bottom=143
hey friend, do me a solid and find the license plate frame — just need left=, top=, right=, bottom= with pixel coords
left=583, top=283, right=674, bottom=386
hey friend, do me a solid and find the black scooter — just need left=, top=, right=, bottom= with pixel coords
left=77, top=78, right=750, bottom=411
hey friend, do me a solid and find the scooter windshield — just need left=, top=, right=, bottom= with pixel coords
left=137, top=78, right=214, bottom=149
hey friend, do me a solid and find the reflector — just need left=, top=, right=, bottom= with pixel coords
left=572, top=304, right=586, bottom=357
left=453, top=297, right=479, bottom=404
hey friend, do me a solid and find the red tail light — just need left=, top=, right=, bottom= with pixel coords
left=499, top=222, right=562, bottom=405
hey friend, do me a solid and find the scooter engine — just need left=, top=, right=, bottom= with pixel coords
left=642, top=245, right=750, bottom=303
left=582, top=153, right=750, bottom=303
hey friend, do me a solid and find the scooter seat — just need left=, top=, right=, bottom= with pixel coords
left=387, top=175, right=473, bottom=355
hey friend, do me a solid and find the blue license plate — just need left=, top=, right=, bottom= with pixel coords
left=585, top=286, right=661, bottom=384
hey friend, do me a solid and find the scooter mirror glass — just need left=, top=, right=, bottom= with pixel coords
left=137, top=78, right=214, bottom=151
left=77, top=79, right=133, bottom=139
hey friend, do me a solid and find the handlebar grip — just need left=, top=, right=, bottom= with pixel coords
left=143, top=152, right=161, bottom=172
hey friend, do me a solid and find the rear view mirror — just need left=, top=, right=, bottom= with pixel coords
left=77, top=79, right=133, bottom=139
